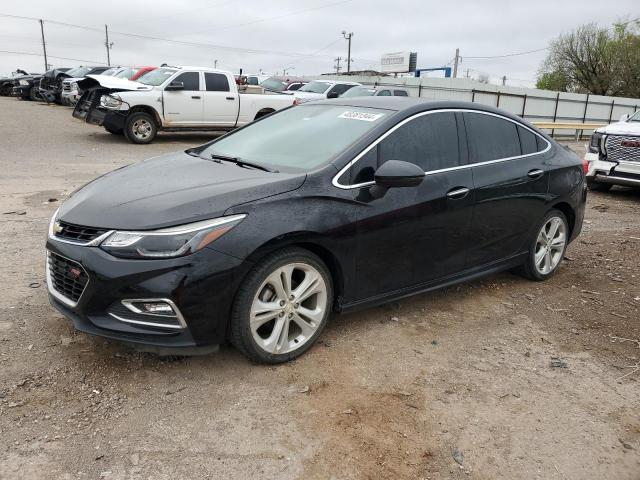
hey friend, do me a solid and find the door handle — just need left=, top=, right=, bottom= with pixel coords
left=446, top=187, right=470, bottom=199
left=191, top=95, right=201, bottom=99
left=527, top=169, right=544, bottom=179
left=226, top=96, right=235, bottom=101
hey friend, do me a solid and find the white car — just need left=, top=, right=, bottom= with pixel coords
left=72, top=66, right=296, bottom=144
left=585, top=110, right=640, bottom=191
left=290, top=80, right=361, bottom=103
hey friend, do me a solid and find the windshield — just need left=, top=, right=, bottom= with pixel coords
left=115, top=68, right=137, bottom=79
left=201, top=104, right=390, bottom=172
left=137, top=68, right=177, bottom=86
left=627, top=111, right=640, bottom=123
left=66, top=66, right=92, bottom=78
left=341, top=86, right=376, bottom=98
left=262, top=78, right=286, bottom=92
left=299, top=81, right=331, bottom=94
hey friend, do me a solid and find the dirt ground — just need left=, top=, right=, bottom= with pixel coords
left=0, top=96, right=639, bottom=480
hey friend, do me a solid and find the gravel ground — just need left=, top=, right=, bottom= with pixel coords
left=0, top=96, right=639, bottom=480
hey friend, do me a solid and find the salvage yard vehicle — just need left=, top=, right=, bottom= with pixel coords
left=340, top=85, right=409, bottom=97
left=11, top=73, right=43, bottom=100
left=72, top=66, right=296, bottom=143
left=290, top=79, right=361, bottom=103
left=0, top=69, right=29, bottom=96
left=585, top=110, right=640, bottom=190
left=47, top=98, right=586, bottom=363
left=59, top=66, right=113, bottom=105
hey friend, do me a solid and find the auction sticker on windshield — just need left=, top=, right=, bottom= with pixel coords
left=338, top=111, right=385, bottom=122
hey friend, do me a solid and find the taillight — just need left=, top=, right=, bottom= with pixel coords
left=581, top=158, right=589, bottom=174
left=293, top=98, right=301, bottom=106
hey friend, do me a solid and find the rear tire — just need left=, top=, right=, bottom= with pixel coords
left=124, top=112, right=157, bottom=144
left=518, top=209, right=569, bottom=281
left=230, top=247, right=333, bottom=364
left=586, top=178, right=612, bottom=192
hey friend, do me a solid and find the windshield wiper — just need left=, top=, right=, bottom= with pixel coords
left=209, top=153, right=276, bottom=173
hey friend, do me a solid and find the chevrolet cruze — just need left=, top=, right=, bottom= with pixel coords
left=46, top=98, right=587, bottom=363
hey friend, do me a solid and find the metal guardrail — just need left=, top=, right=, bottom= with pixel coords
left=531, top=121, right=606, bottom=140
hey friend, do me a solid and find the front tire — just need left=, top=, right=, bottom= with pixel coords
left=29, top=86, right=40, bottom=101
left=230, top=247, right=333, bottom=364
left=586, top=178, right=612, bottom=192
left=124, top=112, right=157, bottom=144
left=519, top=209, right=569, bottom=281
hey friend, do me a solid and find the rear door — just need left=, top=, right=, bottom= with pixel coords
left=463, top=111, right=550, bottom=267
left=349, top=111, right=475, bottom=299
left=162, top=71, right=203, bottom=125
left=203, top=72, right=237, bottom=127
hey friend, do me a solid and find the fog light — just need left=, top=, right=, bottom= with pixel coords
left=141, top=302, right=174, bottom=314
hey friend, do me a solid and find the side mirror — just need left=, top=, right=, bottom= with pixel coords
left=620, top=113, right=630, bottom=122
left=165, top=81, right=184, bottom=91
left=374, top=160, right=424, bottom=188
left=326, top=91, right=339, bottom=99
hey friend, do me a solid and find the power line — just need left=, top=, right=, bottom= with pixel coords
left=0, top=49, right=107, bottom=65
left=464, top=47, right=549, bottom=60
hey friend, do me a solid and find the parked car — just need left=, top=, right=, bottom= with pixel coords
left=11, top=73, right=44, bottom=100
left=340, top=86, right=409, bottom=98
left=41, top=66, right=110, bottom=104
left=261, top=76, right=308, bottom=93
left=0, top=69, right=29, bottom=96
left=585, top=110, right=640, bottom=191
left=46, top=98, right=586, bottom=363
left=290, top=80, right=361, bottom=103
left=72, top=66, right=296, bottom=143
left=59, top=66, right=114, bottom=105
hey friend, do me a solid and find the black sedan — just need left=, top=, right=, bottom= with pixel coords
left=46, top=98, right=587, bottom=363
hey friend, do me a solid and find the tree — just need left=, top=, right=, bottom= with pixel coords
left=537, top=20, right=640, bottom=97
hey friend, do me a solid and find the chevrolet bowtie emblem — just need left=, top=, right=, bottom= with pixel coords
left=53, top=221, right=63, bottom=234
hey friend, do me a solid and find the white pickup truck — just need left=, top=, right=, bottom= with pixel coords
left=585, top=110, right=640, bottom=191
left=73, top=66, right=295, bottom=143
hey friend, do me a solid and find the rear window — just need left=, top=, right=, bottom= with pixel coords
left=518, top=126, right=538, bottom=155
left=204, top=72, right=229, bottom=92
left=464, top=112, right=521, bottom=162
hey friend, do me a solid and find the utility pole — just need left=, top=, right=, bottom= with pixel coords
left=334, top=57, right=342, bottom=74
left=342, top=31, right=353, bottom=73
left=104, top=25, right=113, bottom=66
left=214, top=59, right=218, bottom=69
left=39, top=19, right=48, bottom=71
left=453, top=48, right=460, bottom=78
left=502, top=75, right=507, bottom=86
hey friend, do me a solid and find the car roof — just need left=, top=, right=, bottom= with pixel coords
left=314, top=97, right=538, bottom=126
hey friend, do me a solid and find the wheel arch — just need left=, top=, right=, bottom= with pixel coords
left=550, top=201, right=575, bottom=237
left=254, top=108, right=275, bottom=120
left=128, top=105, right=162, bottom=126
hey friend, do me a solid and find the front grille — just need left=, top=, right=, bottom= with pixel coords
left=605, top=135, right=640, bottom=163
left=47, top=252, right=88, bottom=304
left=63, top=83, right=71, bottom=92
left=55, top=221, right=108, bottom=243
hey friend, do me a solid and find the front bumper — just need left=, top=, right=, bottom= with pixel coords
left=12, top=85, right=29, bottom=97
left=61, top=90, right=80, bottom=105
left=585, top=152, right=640, bottom=187
left=46, top=237, right=250, bottom=351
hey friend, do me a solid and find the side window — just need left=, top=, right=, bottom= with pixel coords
left=378, top=112, right=460, bottom=172
left=377, top=90, right=391, bottom=96
left=464, top=112, right=521, bottom=162
left=172, top=72, right=199, bottom=91
left=536, top=135, right=547, bottom=152
left=288, top=83, right=303, bottom=91
left=329, top=84, right=353, bottom=96
left=518, top=125, right=538, bottom=155
left=204, top=72, right=230, bottom=92
left=394, top=90, right=408, bottom=97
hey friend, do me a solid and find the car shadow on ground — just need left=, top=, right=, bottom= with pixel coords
left=87, top=131, right=226, bottom=146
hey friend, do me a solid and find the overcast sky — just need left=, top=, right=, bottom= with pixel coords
left=0, top=0, right=637, bottom=87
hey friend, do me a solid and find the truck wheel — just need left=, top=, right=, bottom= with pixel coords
left=124, top=112, right=157, bottom=144
left=586, top=178, right=612, bottom=192
left=104, top=126, right=123, bottom=135
left=29, top=86, right=40, bottom=101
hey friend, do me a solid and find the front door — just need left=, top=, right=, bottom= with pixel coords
left=349, top=111, right=475, bottom=301
left=162, top=71, right=203, bottom=125
left=462, top=111, right=550, bottom=267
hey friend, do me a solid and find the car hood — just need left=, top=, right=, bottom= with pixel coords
left=597, top=121, right=640, bottom=136
left=76, top=74, right=153, bottom=93
left=58, top=151, right=306, bottom=230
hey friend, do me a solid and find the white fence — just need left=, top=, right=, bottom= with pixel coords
left=307, top=75, right=640, bottom=137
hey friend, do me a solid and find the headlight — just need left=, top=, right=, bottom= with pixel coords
left=19, top=79, right=29, bottom=86
left=100, top=215, right=246, bottom=259
left=100, top=94, right=124, bottom=109
left=589, top=132, right=602, bottom=153
left=71, top=82, right=79, bottom=91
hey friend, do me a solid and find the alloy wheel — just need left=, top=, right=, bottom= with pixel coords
left=534, top=216, right=566, bottom=275
left=132, top=119, right=153, bottom=140
left=250, top=262, right=328, bottom=355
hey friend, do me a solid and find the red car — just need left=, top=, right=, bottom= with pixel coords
left=116, top=66, right=157, bottom=81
